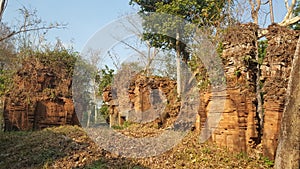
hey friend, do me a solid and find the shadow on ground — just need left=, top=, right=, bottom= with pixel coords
left=0, top=125, right=148, bottom=169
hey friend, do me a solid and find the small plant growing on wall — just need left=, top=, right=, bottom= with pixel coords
left=234, top=68, right=242, bottom=78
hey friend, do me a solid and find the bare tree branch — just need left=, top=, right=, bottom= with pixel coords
left=269, top=0, right=274, bottom=23
left=249, top=0, right=261, bottom=24
left=0, top=5, right=67, bottom=43
left=284, top=0, right=290, bottom=10
left=279, top=16, right=300, bottom=26
left=112, top=16, right=161, bottom=75
left=0, top=24, right=66, bottom=42
left=118, top=38, right=147, bottom=59
left=279, top=0, right=299, bottom=26
left=107, top=50, right=121, bottom=69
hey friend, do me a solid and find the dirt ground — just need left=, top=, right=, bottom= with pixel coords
left=0, top=125, right=273, bottom=169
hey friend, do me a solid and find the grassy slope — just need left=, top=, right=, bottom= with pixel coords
left=0, top=126, right=273, bottom=169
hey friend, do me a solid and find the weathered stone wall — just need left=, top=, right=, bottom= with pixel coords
left=4, top=58, right=79, bottom=131
left=198, top=24, right=299, bottom=160
left=101, top=24, right=299, bottom=160
left=261, top=25, right=299, bottom=159
left=103, top=74, right=179, bottom=128
left=198, top=23, right=259, bottom=152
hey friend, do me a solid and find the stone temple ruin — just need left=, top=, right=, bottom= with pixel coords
left=2, top=24, right=299, bottom=160
left=102, top=74, right=180, bottom=128
left=3, top=57, right=79, bottom=131
left=199, top=24, right=299, bottom=159
left=101, top=24, right=299, bottom=160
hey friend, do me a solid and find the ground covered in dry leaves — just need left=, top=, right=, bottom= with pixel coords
left=0, top=125, right=274, bottom=169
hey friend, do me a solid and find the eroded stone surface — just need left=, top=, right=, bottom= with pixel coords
left=261, top=25, right=299, bottom=159
left=199, top=24, right=299, bottom=160
left=4, top=58, right=79, bottom=131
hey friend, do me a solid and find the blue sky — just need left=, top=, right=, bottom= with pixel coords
left=3, top=0, right=138, bottom=51
left=2, top=0, right=288, bottom=53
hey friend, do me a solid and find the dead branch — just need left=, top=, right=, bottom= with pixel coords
left=0, top=24, right=66, bottom=42
left=279, top=0, right=300, bottom=26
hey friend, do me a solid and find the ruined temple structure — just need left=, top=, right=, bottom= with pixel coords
left=198, top=23, right=299, bottom=160
left=4, top=57, right=79, bottom=131
left=198, top=23, right=259, bottom=153
left=103, top=74, right=180, bottom=128
left=101, top=24, right=299, bottom=160
left=3, top=23, right=298, bottom=161
left=261, top=25, right=299, bottom=159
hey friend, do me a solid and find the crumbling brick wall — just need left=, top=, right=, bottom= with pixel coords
left=4, top=58, right=79, bottom=131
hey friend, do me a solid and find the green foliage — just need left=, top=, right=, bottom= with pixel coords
left=0, top=69, right=12, bottom=96
left=111, top=121, right=133, bottom=130
left=188, top=54, right=210, bottom=89
left=292, top=1, right=300, bottom=30
left=235, top=152, right=249, bottom=160
left=99, top=103, right=109, bottom=122
left=1, top=74, right=13, bottom=94
left=130, top=0, right=230, bottom=61
left=85, top=159, right=107, bottom=169
left=42, top=88, right=57, bottom=100
left=0, top=24, right=17, bottom=96
left=201, top=147, right=211, bottom=154
left=260, top=156, right=274, bottom=167
left=217, top=42, right=224, bottom=57
left=31, top=48, right=79, bottom=76
left=98, top=65, right=114, bottom=96
left=130, top=0, right=228, bottom=26
left=258, top=40, right=268, bottom=65
left=234, top=69, right=241, bottom=77
left=122, top=121, right=132, bottom=128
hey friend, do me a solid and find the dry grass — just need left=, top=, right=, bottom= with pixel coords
left=0, top=126, right=273, bottom=169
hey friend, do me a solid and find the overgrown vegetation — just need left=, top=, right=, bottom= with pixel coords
left=0, top=0, right=298, bottom=168
left=98, top=65, right=114, bottom=96
left=0, top=69, right=11, bottom=95
left=292, top=0, right=300, bottom=30
left=258, top=40, right=268, bottom=65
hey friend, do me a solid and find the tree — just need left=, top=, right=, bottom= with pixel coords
left=248, top=0, right=300, bottom=146
left=0, top=5, right=66, bottom=44
left=130, top=0, right=229, bottom=62
left=274, top=35, right=300, bottom=169
left=249, top=0, right=261, bottom=24
left=291, top=0, right=300, bottom=30
left=0, top=0, right=7, bottom=21
left=269, top=0, right=274, bottom=24
left=113, top=15, right=160, bottom=76
left=279, top=0, right=300, bottom=26
left=130, top=0, right=230, bottom=96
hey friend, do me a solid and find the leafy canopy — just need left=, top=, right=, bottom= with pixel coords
left=130, top=0, right=229, bottom=61
left=292, top=0, right=300, bottom=30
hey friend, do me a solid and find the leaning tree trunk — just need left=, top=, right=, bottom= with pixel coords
left=0, top=97, right=4, bottom=131
left=0, top=0, right=7, bottom=21
left=176, top=32, right=181, bottom=98
left=274, top=35, right=300, bottom=169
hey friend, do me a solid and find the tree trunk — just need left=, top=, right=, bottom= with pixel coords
left=0, top=96, right=4, bottom=131
left=269, top=0, right=274, bottom=23
left=176, top=32, right=181, bottom=97
left=255, top=34, right=263, bottom=141
left=87, top=110, right=91, bottom=128
left=94, top=104, right=97, bottom=124
left=274, top=36, right=300, bottom=169
left=249, top=0, right=261, bottom=25
left=0, top=0, right=7, bottom=21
